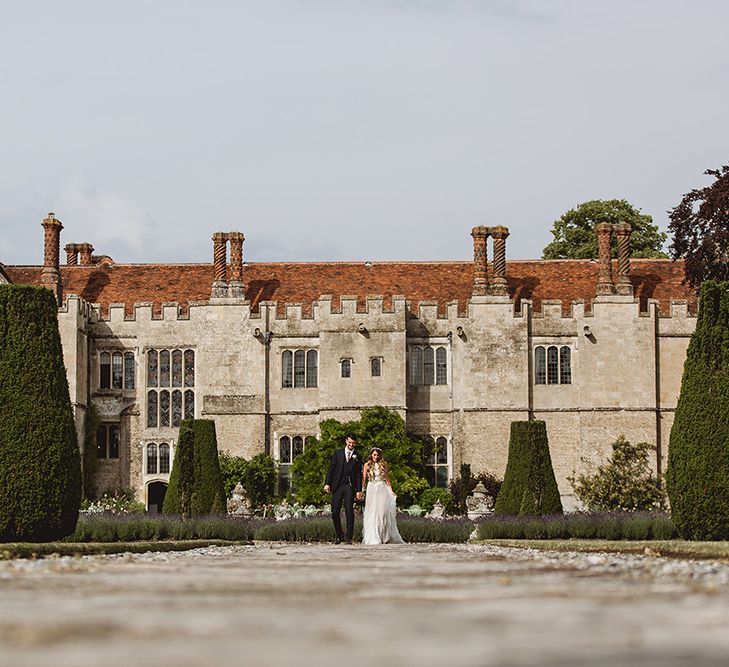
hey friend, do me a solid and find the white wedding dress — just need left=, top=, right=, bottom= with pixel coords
left=363, top=463, right=404, bottom=545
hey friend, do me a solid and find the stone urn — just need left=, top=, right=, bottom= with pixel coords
left=466, top=481, right=493, bottom=520
left=227, top=483, right=253, bottom=517
left=427, top=499, right=446, bottom=520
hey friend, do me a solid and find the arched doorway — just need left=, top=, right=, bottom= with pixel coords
left=147, top=481, right=168, bottom=513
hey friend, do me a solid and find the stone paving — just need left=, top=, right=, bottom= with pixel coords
left=1, top=543, right=729, bottom=667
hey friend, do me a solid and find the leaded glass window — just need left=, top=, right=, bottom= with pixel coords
left=184, top=390, right=195, bottom=419
left=171, top=349, right=183, bottom=387
left=147, top=443, right=158, bottom=474
left=172, top=390, right=183, bottom=427
left=294, top=350, right=306, bottom=388
left=306, top=350, right=318, bottom=388
left=184, top=350, right=195, bottom=387
left=435, top=347, right=447, bottom=385
left=535, top=347, right=546, bottom=385
left=282, top=350, right=293, bottom=388
left=159, top=443, right=170, bottom=474
left=100, top=352, right=111, bottom=389
left=159, top=350, right=170, bottom=387
left=159, top=390, right=170, bottom=427
left=124, top=352, right=135, bottom=389
left=560, top=346, right=572, bottom=385
left=147, top=350, right=158, bottom=387
left=547, top=346, right=559, bottom=385
left=147, top=390, right=158, bottom=428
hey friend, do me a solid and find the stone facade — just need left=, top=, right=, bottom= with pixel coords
left=4, top=218, right=697, bottom=510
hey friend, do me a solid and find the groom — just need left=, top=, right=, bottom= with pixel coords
left=323, top=434, right=363, bottom=544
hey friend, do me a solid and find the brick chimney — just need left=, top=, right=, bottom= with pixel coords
left=489, top=226, right=510, bottom=297
left=227, top=231, right=245, bottom=298
left=595, top=222, right=615, bottom=296
left=211, top=232, right=228, bottom=298
left=471, top=226, right=490, bottom=296
left=64, top=243, right=79, bottom=265
left=78, top=243, right=95, bottom=265
left=41, top=212, right=63, bottom=303
left=614, top=222, right=633, bottom=296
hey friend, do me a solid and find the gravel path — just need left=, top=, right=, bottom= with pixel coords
left=1, top=543, right=728, bottom=667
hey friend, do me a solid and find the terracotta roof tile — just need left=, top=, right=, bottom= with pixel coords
left=4, top=259, right=696, bottom=319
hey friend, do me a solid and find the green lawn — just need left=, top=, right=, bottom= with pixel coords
left=478, top=539, right=729, bottom=560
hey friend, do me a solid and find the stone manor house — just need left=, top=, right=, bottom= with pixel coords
left=1, top=214, right=697, bottom=511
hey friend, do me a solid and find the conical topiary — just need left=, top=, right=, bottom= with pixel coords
left=163, top=419, right=226, bottom=515
left=0, top=285, right=81, bottom=541
left=494, top=420, right=562, bottom=515
left=666, top=281, right=729, bottom=540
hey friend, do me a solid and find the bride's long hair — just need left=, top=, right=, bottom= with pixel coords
left=366, top=448, right=389, bottom=481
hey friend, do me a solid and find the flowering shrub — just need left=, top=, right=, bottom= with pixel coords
left=80, top=491, right=145, bottom=515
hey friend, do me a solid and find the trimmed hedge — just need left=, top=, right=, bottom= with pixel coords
left=163, top=420, right=226, bottom=515
left=666, top=281, right=729, bottom=540
left=494, top=421, right=562, bottom=515
left=476, top=512, right=676, bottom=541
left=67, top=514, right=254, bottom=542
left=0, top=285, right=81, bottom=541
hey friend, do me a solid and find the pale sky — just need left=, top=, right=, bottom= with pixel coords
left=1, top=0, right=727, bottom=265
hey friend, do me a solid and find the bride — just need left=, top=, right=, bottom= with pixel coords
left=361, top=447, right=404, bottom=545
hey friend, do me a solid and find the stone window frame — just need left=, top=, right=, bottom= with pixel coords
left=534, top=344, right=572, bottom=386
left=370, top=356, right=383, bottom=377
left=274, top=433, right=315, bottom=495
left=98, top=350, right=136, bottom=390
left=281, top=348, right=318, bottom=389
left=146, top=348, right=196, bottom=429
left=340, top=357, right=353, bottom=379
left=423, top=434, right=451, bottom=488
left=96, top=422, right=120, bottom=460
left=145, top=441, right=173, bottom=476
left=408, top=341, right=449, bottom=387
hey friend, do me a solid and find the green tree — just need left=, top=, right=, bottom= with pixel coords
left=494, top=421, right=562, bottom=516
left=241, top=453, right=276, bottom=508
left=291, top=406, right=429, bottom=507
left=668, top=165, right=729, bottom=288
left=219, top=453, right=249, bottom=498
left=0, top=285, right=82, bottom=541
left=666, top=281, right=729, bottom=540
left=163, top=419, right=226, bottom=515
left=542, top=199, right=667, bottom=259
left=568, top=435, right=665, bottom=511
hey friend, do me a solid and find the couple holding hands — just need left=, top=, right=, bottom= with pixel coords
left=323, top=434, right=404, bottom=545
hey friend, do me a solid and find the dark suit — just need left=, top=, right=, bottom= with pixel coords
left=325, top=448, right=362, bottom=541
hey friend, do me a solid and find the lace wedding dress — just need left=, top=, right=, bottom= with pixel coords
left=362, top=463, right=404, bottom=545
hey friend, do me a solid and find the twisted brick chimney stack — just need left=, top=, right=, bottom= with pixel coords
left=211, top=232, right=229, bottom=298
left=471, top=225, right=510, bottom=297
left=41, top=212, right=63, bottom=303
left=595, top=222, right=633, bottom=297
left=227, top=232, right=245, bottom=298
left=471, top=226, right=490, bottom=296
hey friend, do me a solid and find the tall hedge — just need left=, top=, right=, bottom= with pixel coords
left=0, top=285, right=81, bottom=541
left=494, top=421, right=563, bottom=515
left=666, top=281, right=729, bottom=540
left=163, top=419, right=226, bottom=515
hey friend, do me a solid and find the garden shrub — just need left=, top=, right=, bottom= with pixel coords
left=666, top=281, right=729, bottom=540
left=291, top=406, right=429, bottom=507
left=0, top=285, right=82, bottom=541
left=494, top=421, right=562, bottom=516
left=66, top=514, right=254, bottom=542
left=163, top=419, right=226, bottom=515
left=419, top=487, right=455, bottom=514
left=476, top=512, right=675, bottom=541
left=568, top=435, right=665, bottom=511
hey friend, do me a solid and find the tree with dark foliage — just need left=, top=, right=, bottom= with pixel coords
left=668, top=165, right=729, bottom=289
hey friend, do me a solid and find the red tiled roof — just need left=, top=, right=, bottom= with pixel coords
left=4, top=259, right=695, bottom=319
